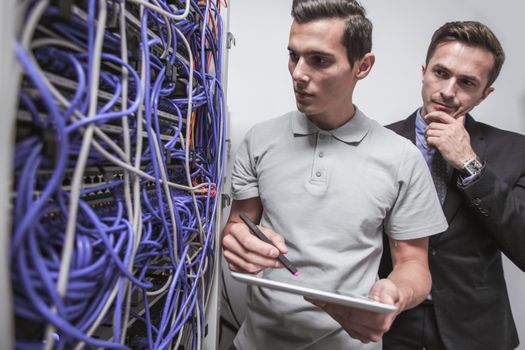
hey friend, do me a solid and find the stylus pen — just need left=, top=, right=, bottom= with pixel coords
left=239, top=212, right=299, bottom=277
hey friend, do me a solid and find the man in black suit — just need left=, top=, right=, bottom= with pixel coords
left=379, top=21, right=525, bottom=349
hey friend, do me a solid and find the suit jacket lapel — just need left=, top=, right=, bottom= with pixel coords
left=428, top=115, right=485, bottom=245
left=396, top=112, right=417, bottom=143
left=397, top=113, right=485, bottom=244
left=465, top=114, right=487, bottom=163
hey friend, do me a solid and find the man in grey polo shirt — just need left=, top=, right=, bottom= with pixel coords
left=221, top=1, right=447, bottom=349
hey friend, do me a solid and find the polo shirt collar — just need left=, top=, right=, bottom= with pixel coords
left=291, top=107, right=370, bottom=144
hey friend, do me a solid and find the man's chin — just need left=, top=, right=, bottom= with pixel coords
left=431, top=103, right=457, bottom=115
left=296, top=103, right=307, bottom=113
left=296, top=102, right=316, bottom=113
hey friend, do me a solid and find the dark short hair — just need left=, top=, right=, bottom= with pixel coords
left=425, top=21, right=505, bottom=87
left=291, top=0, right=372, bottom=66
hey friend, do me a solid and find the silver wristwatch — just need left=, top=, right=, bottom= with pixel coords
left=460, top=157, right=484, bottom=177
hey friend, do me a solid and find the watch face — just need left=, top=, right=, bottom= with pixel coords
left=464, top=158, right=483, bottom=176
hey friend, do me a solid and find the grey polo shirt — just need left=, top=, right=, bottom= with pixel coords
left=231, top=108, right=447, bottom=350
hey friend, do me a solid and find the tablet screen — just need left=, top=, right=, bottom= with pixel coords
left=231, top=272, right=397, bottom=314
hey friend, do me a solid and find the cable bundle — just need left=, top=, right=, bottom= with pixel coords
left=12, top=0, right=226, bottom=349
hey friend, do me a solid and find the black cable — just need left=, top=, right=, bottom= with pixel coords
left=220, top=268, right=241, bottom=329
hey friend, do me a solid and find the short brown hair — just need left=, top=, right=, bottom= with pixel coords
left=291, top=0, right=372, bottom=66
left=425, top=21, right=505, bottom=87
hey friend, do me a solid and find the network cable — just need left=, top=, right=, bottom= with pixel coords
left=11, top=0, right=226, bottom=349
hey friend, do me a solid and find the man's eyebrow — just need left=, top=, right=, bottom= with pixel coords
left=287, top=47, right=334, bottom=57
left=433, top=63, right=481, bottom=84
left=458, top=74, right=481, bottom=85
left=432, top=63, right=450, bottom=72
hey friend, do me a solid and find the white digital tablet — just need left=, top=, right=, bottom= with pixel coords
left=230, top=272, right=397, bottom=314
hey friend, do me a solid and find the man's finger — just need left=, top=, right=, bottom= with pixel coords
left=258, top=226, right=289, bottom=254
left=223, top=248, right=261, bottom=273
left=455, top=115, right=466, bottom=124
left=223, top=234, right=282, bottom=267
left=229, top=223, right=281, bottom=258
left=425, top=122, right=447, bottom=132
left=423, top=111, right=456, bottom=124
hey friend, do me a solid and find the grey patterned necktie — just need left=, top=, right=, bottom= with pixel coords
left=431, top=152, right=448, bottom=205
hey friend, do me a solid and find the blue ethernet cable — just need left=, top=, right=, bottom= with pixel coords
left=13, top=0, right=226, bottom=348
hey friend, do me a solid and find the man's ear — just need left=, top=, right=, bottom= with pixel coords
left=421, top=64, right=427, bottom=82
left=356, top=53, right=375, bottom=80
left=475, top=86, right=495, bottom=107
left=482, top=86, right=495, bottom=100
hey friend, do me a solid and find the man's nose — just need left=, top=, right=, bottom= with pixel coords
left=292, top=58, right=309, bottom=84
left=440, top=79, right=456, bottom=100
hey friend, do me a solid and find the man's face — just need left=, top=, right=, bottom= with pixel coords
left=421, top=41, right=495, bottom=117
left=287, top=18, right=359, bottom=121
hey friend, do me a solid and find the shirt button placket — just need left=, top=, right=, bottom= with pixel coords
left=313, top=132, right=329, bottom=182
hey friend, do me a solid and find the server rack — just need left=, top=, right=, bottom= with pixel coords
left=0, top=1, right=230, bottom=349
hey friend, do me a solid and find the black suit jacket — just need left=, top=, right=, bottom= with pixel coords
left=379, top=111, right=525, bottom=350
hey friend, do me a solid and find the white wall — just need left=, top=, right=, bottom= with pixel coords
left=221, top=1, right=525, bottom=348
